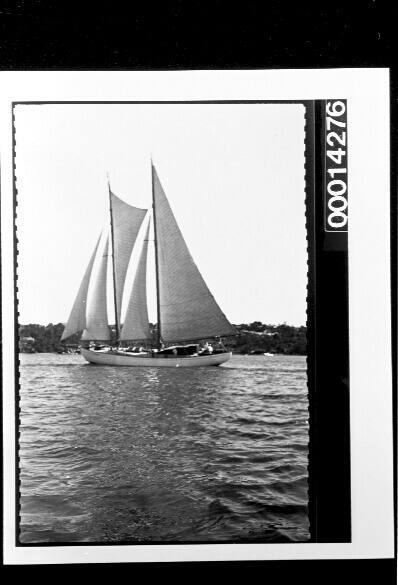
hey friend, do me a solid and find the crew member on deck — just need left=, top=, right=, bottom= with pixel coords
left=202, top=341, right=213, bottom=354
left=214, top=339, right=225, bottom=352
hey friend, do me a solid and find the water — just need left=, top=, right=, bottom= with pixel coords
left=19, top=353, right=309, bottom=544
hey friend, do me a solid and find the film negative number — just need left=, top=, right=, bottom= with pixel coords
left=325, top=100, right=348, bottom=231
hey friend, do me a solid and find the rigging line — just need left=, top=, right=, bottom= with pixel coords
left=151, top=160, right=162, bottom=349
left=107, top=173, right=120, bottom=341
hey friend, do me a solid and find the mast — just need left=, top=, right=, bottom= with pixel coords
left=108, top=176, right=120, bottom=342
left=151, top=160, right=162, bottom=349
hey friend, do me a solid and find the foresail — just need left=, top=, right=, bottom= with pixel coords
left=120, top=221, right=151, bottom=341
left=81, top=236, right=110, bottom=341
left=152, top=165, right=236, bottom=342
left=110, top=191, right=147, bottom=326
left=61, top=235, right=101, bottom=341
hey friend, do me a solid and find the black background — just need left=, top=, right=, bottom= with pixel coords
left=0, top=0, right=396, bottom=580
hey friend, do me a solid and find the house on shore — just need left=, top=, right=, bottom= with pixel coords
left=19, top=336, right=36, bottom=353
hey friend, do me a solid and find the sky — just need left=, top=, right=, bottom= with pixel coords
left=15, top=102, right=306, bottom=327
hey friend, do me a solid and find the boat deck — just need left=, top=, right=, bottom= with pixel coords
left=80, top=347, right=232, bottom=367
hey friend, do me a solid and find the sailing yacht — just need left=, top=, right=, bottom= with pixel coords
left=61, top=163, right=236, bottom=367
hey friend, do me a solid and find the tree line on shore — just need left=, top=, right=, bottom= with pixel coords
left=19, top=321, right=306, bottom=355
left=232, top=322, right=306, bottom=355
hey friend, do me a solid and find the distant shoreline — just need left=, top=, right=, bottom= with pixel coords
left=19, top=321, right=306, bottom=356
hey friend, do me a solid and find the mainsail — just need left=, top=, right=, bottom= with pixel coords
left=110, top=191, right=147, bottom=328
left=120, top=221, right=151, bottom=341
left=61, top=234, right=101, bottom=341
left=81, top=236, right=110, bottom=341
left=152, top=164, right=236, bottom=342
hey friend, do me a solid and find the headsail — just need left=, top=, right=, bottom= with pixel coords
left=81, top=236, right=110, bottom=341
left=152, top=164, right=236, bottom=342
left=120, top=220, right=151, bottom=342
left=110, top=191, right=147, bottom=328
left=61, top=234, right=101, bottom=341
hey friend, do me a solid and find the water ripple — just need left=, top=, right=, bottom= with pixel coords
left=19, top=353, right=309, bottom=543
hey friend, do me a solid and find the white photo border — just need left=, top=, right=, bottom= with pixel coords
left=1, top=69, right=394, bottom=563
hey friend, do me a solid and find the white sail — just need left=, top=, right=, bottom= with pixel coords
left=82, top=236, right=110, bottom=341
left=152, top=164, right=236, bottom=342
left=61, top=235, right=101, bottom=341
left=120, top=221, right=151, bottom=341
left=110, top=191, right=147, bottom=326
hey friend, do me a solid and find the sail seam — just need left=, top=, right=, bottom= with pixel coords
left=159, top=293, right=219, bottom=307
